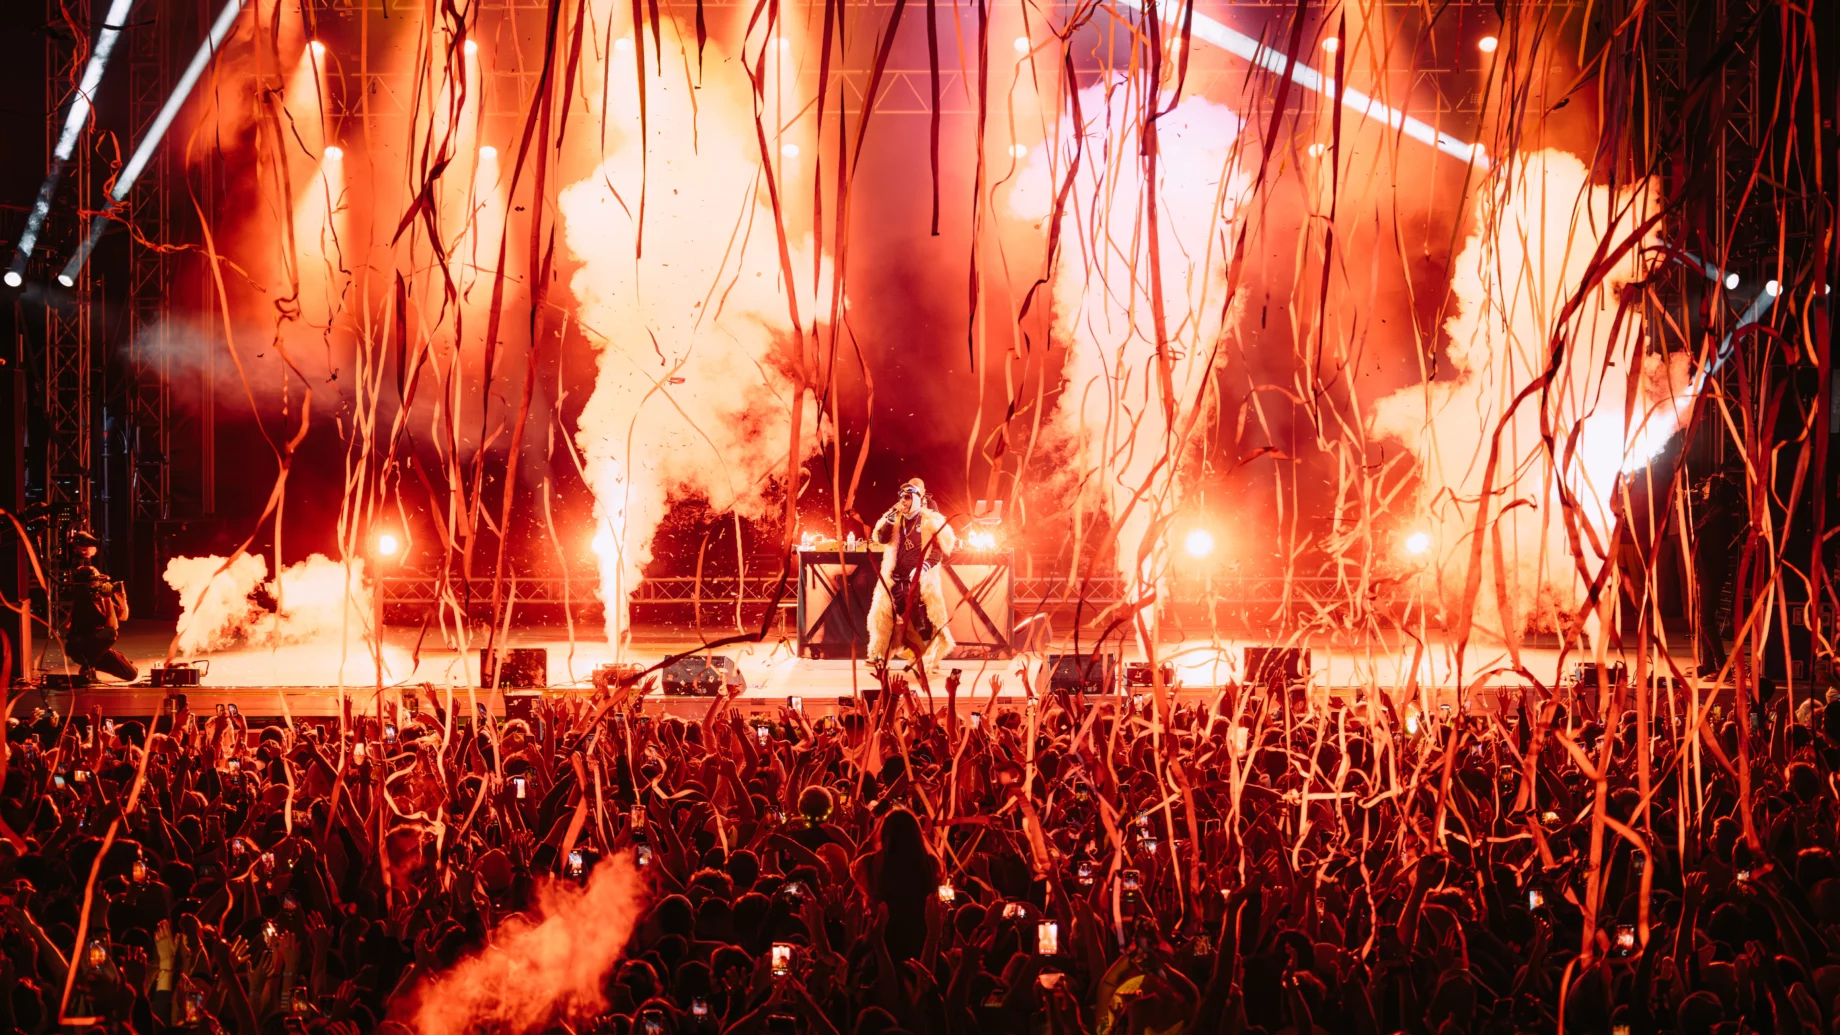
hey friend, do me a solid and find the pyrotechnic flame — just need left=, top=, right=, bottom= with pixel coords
left=1007, top=78, right=1248, bottom=593
left=1370, top=149, right=1678, bottom=636
left=560, top=21, right=825, bottom=651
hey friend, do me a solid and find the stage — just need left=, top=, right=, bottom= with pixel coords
left=18, top=618, right=1729, bottom=721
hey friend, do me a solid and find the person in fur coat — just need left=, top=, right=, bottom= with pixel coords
left=867, top=478, right=957, bottom=672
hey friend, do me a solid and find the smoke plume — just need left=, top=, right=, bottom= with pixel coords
left=1007, top=78, right=1248, bottom=588
left=406, top=855, right=646, bottom=1034
left=560, top=22, right=822, bottom=650
left=1369, top=148, right=1685, bottom=638
left=164, top=553, right=371, bottom=655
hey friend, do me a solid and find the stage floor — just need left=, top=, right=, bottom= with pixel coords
left=11, top=618, right=1723, bottom=720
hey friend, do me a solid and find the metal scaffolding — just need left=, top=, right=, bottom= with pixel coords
left=125, top=4, right=172, bottom=527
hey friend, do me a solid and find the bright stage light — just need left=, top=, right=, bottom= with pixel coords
left=325, top=145, right=344, bottom=161
left=781, top=143, right=800, bottom=158
left=772, top=36, right=790, bottom=51
left=479, top=145, right=498, bottom=160
left=56, top=273, right=74, bottom=288
left=309, top=39, right=326, bottom=57
left=2, top=272, right=20, bottom=288
left=1723, top=272, right=1739, bottom=289
left=1183, top=529, right=1215, bottom=558
left=1009, top=144, right=1028, bottom=158
left=1321, top=36, right=1339, bottom=54
left=1306, top=142, right=1325, bottom=157
left=464, top=39, right=478, bottom=56
left=591, top=530, right=614, bottom=558
left=967, top=529, right=998, bottom=551
left=376, top=533, right=400, bottom=557
left=1477, top=35, right=1499, bottom=54
left=615, top=36, right=634, bottom=52
left=1013, top=36, right=1030, bottom=53
left=1403, top=531, right=1432, bottom=556
left=1765, top=279, right=1780, bottom=297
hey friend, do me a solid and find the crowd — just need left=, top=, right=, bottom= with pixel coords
left=0, top=667, right=1834, bottom=1035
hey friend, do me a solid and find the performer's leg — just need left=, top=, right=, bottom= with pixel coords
left=866, top=589, right=894, bottom=663
left=95, top=648, right=138, bottom=682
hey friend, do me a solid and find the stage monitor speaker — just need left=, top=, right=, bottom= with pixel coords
left=1570, top=662, right=1628, bottom=690
left=1244, top=647, right=1310, bottom=688
left=480, top=648, right=548, bottom=688
left=662, top=655, right=745, bottom=696
left=149, top=661, right=207, bottom=688
left=1124, top=661, right=1176, bottom=688
left=1046, top=652, right=1117, bottom=694
left=504, top=691, right=541, bottom=724
left=592, top=662, right=646, bottom=692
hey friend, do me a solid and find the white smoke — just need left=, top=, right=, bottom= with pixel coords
left=1369, top=148, right=1686, bottom=638
left=560, top=22, right=823, bottom=651
left=164, top=552, right=371, bottom=655
left=1007, top=78, right=1248, bottom=589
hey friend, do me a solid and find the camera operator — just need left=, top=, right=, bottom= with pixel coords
left=64, top=529, right=137, bottom=682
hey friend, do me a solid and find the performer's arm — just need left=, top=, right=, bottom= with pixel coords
left=872, top=509, right=898, bottom=545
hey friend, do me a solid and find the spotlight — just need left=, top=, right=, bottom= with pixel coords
left=1477, top=35, right=1498, bottom=54
left=1403, top=531, right=1432, bottom=556
left=615, top=36, right=633, bottom=52
left=309, top=40, right=326, bottom=57
left=780, top=143, right=800, bottom=158
left=1183, top=529, right=1215, bottom=558
left=56, top=273, right=74, bottom=288
left=463, top=39, right=478, bottom=56
left=1321, top=36, right=1339, bottom=54
left=1764, top=279, right=1780, bottom=297
left=1306, top=142, right=1325, bottom=157
left=1013, top=36, right=1030, bottom=53
left=325, top=145, right=344, bottom=161
left=376, top=533, right=400, bottom=557
left=2, top=271, right=20, bottom=288
left=966, top=529, right=998, bottom=551
left=479, top=145, right=498, bottom=160
left=591, top=530, right=614, bottom=558
left=1009, top=144, right=1028, bottom=158
left=773, top=36, right=790, bottom=51
left=1723, top=272, right=1739, bottom=289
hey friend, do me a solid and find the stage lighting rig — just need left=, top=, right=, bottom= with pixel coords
left=7, top=0, right=137, bottom=284
left=57, top=0, right=251, bottom=286
left=1113, top=0, right=1487, bottom=168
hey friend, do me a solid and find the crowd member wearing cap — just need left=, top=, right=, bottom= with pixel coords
left=866, top=479, right=957, bottom=675
left=63, top=530, right=137, bottom=683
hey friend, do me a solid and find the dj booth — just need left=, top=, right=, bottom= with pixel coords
left=795, top=548, right=1015, bottom=659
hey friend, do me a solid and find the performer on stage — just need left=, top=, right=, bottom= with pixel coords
left=867, top=478, right=957, bottom=672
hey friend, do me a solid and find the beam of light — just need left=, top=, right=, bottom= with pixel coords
left=1619, top=251, right=1780, bottom=474
left=1110, top=0, right=1487, bottom=168
left=1183, top=528, right=1215, bottom=558
left=1403, top=530, right=1432, bottom=556
left=9, top=0, right=138, bottom=282
left=376, top=533, right=400, bottom=557
left=56, top=0, right=250, bottom=286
